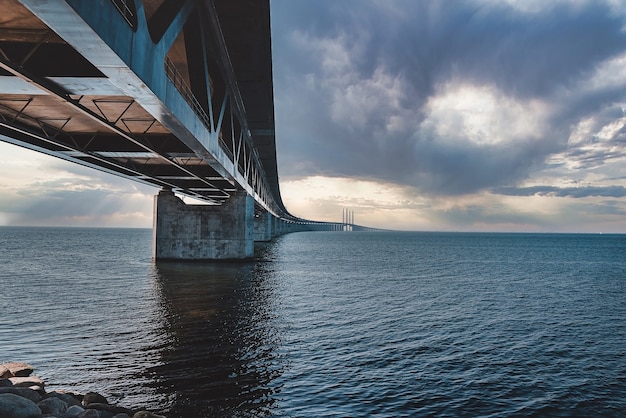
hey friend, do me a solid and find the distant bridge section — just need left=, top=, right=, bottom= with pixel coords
left=0, top=0, right=354, bottom=259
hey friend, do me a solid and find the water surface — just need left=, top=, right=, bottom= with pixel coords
left=1, top=227, right=625, bottom=417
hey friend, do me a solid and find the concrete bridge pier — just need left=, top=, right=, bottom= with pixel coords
left=152, top=189, right=254, bottom=261
left=274, top=218, right=296, bottom=236
left=254, top=212, right=274, bottom=242
left=273, top=217, right=284, bottom=237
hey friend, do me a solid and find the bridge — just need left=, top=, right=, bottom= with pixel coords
left=0, top=0, right=363, bottom=259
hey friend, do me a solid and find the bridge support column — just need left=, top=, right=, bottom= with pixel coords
left=254, top=212, right=273, bottom=242
left=274, top=218, right=287, bottom=236
left=272, top=217, right=279, bottom=237
left=153, top=189, right=254, bottom=260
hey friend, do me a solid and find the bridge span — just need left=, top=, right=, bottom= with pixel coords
left=0, top=0, right=360, bottom=259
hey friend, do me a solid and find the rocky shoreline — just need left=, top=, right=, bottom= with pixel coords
left=0, top=362, right=165, bottom=418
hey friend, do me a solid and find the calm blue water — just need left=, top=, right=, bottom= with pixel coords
left=1, top=227, right=626, bottom=417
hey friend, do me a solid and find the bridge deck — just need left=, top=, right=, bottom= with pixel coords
left=0, top=0, right=292, bottom=218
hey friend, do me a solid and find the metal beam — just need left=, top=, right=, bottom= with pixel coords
left=0, top=55, right=229, bottom=200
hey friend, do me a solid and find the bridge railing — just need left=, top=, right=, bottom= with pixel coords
left=109, top=0, right=137, bottom=30
left=164, top=56, right=240, bottom=165
left=164, top=55, right=280, bottom=216
left=164, top=57, right=213, bottom=132
left=161, top=3, right=286, bottom=219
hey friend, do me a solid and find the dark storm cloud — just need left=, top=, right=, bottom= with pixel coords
left=431, top=193, right=626, bottom=231
left=430, top=202, right=551, bottom=230
left=271, top=0, right=626, bottom=195
left=493, top=185, right=626, bottom=198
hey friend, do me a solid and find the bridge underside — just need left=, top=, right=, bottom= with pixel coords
left=0, top=0, right=340, bottom=259
left=0, top=0, right=258, bottom=204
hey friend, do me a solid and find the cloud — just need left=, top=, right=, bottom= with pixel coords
left=0, top=144, right=156, bottom=227
left=280, top=174, right=626, bottom=232
left=272, top=0, right=626, bottom=198
left=493, top=185, right=626, bottom=198
left=4, top=1, right=626, bottom=232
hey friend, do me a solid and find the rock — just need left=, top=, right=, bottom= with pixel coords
left=77, top=410, right=101, bottom=418
left=28, top=386, right=45, bottom=396
left=132, top=412, right=166, bottom=418
left=83, top=403, right=133, bottom=416
left=0, top=363, right=162, bottom=418
left=65, top=404, right=86, bottom=417
left=45, top=391, right=81, bottom=407
left=0, top=392, right=42, bottom=418
left=2, top=362, right=35, bottom=378
left=87, top=403, right=134, bottom=416
left=37, top=397, right=67, bottom=415
left=9, top=376, right=45, bottom=388
left=82, top=392, right=108, bottom=406
left=0, top=387, right=43, bottom=403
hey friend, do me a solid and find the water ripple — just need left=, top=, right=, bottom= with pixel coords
left=2, top=228, right=626, bottom=416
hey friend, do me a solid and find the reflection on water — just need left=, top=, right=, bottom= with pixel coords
left=147, top=245, right=282, bottom=417
left=4, top=229, right=626, bottom=416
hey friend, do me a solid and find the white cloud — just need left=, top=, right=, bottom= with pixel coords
left=547, top=104, right=626, bottom=171
left=290, top=28, right=416, bottom=137
left=291, top=30, right=358, bottom=79
left=331, top=67, right=412, bottom=134
left=421, top=82, right=550, bottom=146
left=583, top=53, right=626, bottom=92
left=281, top=176, right=431, bottom=228
left=0, top=143, right=156, bottom=227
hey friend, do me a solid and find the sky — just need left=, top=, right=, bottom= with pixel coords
left=3, top=0, right=626, bottom=232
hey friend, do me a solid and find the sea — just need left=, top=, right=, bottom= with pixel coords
left=1, top=226, right=626, bottom=417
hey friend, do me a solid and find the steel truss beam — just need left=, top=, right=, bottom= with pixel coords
left=0, top=0, right=317, bottom=224
left=0, top=56, right=231, bottom=202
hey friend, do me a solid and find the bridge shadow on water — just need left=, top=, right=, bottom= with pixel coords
left=145, top=244, right=283, bottom=417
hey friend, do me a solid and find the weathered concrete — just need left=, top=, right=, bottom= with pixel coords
left=254, top=212, right=273, bottom=242
left=274, top=218, right=290, bottom=236
left=153, top=189, right=254, bottom=260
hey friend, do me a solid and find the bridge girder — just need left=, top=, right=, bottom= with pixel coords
left=0, top=0, right=294, bottom=218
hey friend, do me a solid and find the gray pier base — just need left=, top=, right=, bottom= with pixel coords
left=254, top=212, right=273, bottom=242
left=153, top=189, right=254, bottom=261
